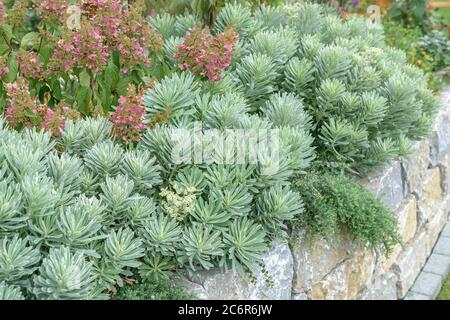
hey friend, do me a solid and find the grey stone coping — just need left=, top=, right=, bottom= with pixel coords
left=406, top=220, right=450, bottom=300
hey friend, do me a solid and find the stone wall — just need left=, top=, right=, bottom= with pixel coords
left=175, top=87, right=450, bottom=300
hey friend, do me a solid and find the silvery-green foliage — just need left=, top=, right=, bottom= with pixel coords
left=278, top=127, right=315, bottom=173
left=248, top=28, right=298, bottom=66
left=138, top=213, right=181, bottom=256
left=178, top=225, right=223, bottom=272
left=0, top=281, right=24, bottom=300
left=298, top=34, right=323, bottom=60
left=143, top=72, right=199, bottom=124
left=0, top=180, right=26, bottom=234
left=121, top=150, right=162, bottom=196
left=58, top=120, right=85, bottom=154
left=221, top=218, right=267, bottom=274
left=213, top=2, right=256, bottom=38
left=100, top=175, right=134, bottom=220
left=84, top=140, right=123, bottom=179
left=283, top=57, right=316, bottom=98
left=201, top=73, right=243, bottom=96
left=262, top=92, right=312, bottom=130
left=21, top=174, right=60, bottom=218
left=91, top=260, right=123, bottom=293
left=21, top=128, right=55, bottom=155
left=47, top=153, right=83, bottom=205
left=175, top=13, right=198, bottom=37
left=2, top=141, right=47, bottom=182
left=171, top=166, right=206, bottom=194
left=58, top=118, right=112, bottom=155
left=255, top=185, right=304, bottom=236
left=33, top=247, right=95, bottom=300
left=204, top=165, right=257, bottom=194
left=148, top=12, right=176, bottom=40
left=255, top=4, right=289, bottom=30
left=79, top=118, right=113, bottom=151
left=126, top=195, right=156, bottom=228
left=139, top=254, right=175, bottom=282
left=291, top=2, right=324, bottom=36
left=315, top=45, right=353, bottom=82
left=190, top=198, right=229, bottom=230
left=233, top=53, right=279, bottom=109
left=204, top=91, right=249, bottom=129
left=210, top=185, right=253, bottom=217
left=140, top=125, right=196, bottom=174
left=28, top=214, right=61, bottom=246
left=57, top=203, right=106, bottom=250
left=320, top=15, right=350, bottom=43
left=104, top=228, right=144, bottom=270
left=80, top=170, right=100, bottom=196
left=163, top=36, right=184, bottom=67
left=0, top=235, right=41, bottom=282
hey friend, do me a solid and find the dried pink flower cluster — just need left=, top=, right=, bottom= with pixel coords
left=16, top=51, right=44, bottom=79
left=35, top=0, right=67, bottom=22
left=177, top=26, right=239, bottom=82
left=4, top=78, right=79, bottom=136
left=40, top=102, right=80, bottom=137
left=110, top=84, right=146, bottom=144
left=0, top=0, right=4, bottom=20
left=0, top=56, right=8, bottom=79
left=4, top=78, right=43, bottom=129
left=51, top=22, right=109, bottom=73
left=47, top=0, right=162, bottom=73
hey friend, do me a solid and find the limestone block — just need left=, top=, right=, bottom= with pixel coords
left=431, top=89, right=450, bottom=165
left=357, top=272, right=398, bottom=300
left=291, top=230, right=357, bottom=293
left=393, top=231, right=428, bottom=298
left=424, top=196, right=450, bottom=252
left=401, top=141, right=431, bottom=195
left=310, top=250, right=375, bottom=300
left=359, top=161, right=405, bottom=210
left=175, top=241, right=293, bottom=300
left=417, top=168, right=443, bottom=223
left=395, top=196, right=418, bottom=244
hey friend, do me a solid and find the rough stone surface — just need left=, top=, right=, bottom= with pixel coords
left=410, top=272, right=442, bottom=298
left=424, top=197, right=450, bottom=252
left=396, top=196, right=417, bottom=244
left=309, top=249, right=375, bottom=300
left=423, top=253, right=450, bottom=276
left=291, top=230, right=356, bottom=294
left=417, top=168, right=443, bottom=223
left=176, top=241, right=293, bottom=300
left=357, top=272, right=397, bottom=300
left=360, top=161, right=405, bottom=210
left=393, top=231, right=428, bottom=298
left=425, top=196, right=450, bottom=252
left=447, top=152, right=450, bottom=190
left=402, top=141, right=431, bottom=195
left=431, top=90, right=450, bottom=165
left=292, top=292, right=309, bottom=300
left=443, top=154, right=450, bottom=194
left=381, top=245, right=402, bottom=273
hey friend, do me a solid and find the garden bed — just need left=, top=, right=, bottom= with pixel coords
left=0, top=1, right=449, bottom=301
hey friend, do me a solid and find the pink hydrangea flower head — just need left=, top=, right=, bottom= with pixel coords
left=110, top=84, right=147, bottom=144
left=176, top=26, right=239, bottom=82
